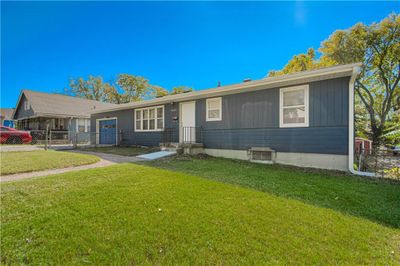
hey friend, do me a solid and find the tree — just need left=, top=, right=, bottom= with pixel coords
left=67, top=74, right=194, bottom=103
left=67, top=76, right=119, bottom=103
left=151, top=85, right=169, bottom=98
left=269, top=13, right=400, bottom=147
left=170, top=86, right=193, bottom=95
left=116, top=74, right=159, bottom=102
left=269, top=48, right=319, bottom=77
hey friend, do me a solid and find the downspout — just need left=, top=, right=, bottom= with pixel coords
left=348, top=66, right=375, bottom=177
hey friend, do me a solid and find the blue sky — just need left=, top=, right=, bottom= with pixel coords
left=1, top=1, right=398, bottom=107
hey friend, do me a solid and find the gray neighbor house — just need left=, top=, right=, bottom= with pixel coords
left=13, top=90, right=116, bottom=133
left=91, top=63, right=362, bottom=172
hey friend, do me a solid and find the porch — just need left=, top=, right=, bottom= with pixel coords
left=16, top=117, right=72, bottom=131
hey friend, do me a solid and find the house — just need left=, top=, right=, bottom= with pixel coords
left=0, top=108, right=15, bottom=127
left=90, top=63, right=362, bottom=172
left=13, top=90, right=116, bottom=134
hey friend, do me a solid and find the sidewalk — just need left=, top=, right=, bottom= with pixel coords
left=1, top=150, right=146, bottom=183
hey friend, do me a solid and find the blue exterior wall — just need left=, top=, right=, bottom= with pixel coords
left=91, top=103, right=179, bottom=146
left=91, top=77, right=350, bottom=154
left=196, top=77, right=349, bottom=155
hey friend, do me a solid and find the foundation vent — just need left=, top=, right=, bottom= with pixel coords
left=249, top=147, right=276, bottom=163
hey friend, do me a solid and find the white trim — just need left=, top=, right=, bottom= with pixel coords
left=347, top=68, right=375, bottom=177
left=179, top=101, right=196, bottom=143
left=206, top=97, right=222, bottom=121
left=90, top=63, right=363, bottom=114
left=134, top=105, right=164, bottom=132
left=203, top=149, right=348, bottom=171
left=76, top=118, right=89, bottom=133
left=279, top=85, right=309, bottom=128
left=96, top=117, right=118, bottom=145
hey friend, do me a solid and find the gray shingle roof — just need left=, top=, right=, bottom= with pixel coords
left=0, top=108, right=15, bottom=119
left=22, top=90, right=117, bottom=118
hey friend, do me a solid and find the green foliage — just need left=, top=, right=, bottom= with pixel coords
left=269, top=13, right=400, bottom=146
left=269, top=48, right=319, bottom=76
left=117, top=74, right=159, bottom=102
left=67, top=76, right=120, bottom=103
left=151, top=85, right=169, bottom=98
left=1, top=163, right=399, bottom=264
left=170, top=86, right=193, bottom=95
left=67, top=74, right=193, bottom=103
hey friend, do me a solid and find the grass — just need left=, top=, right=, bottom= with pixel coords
left=0, top=150, right=100, bottom=175
left=143, top=155, right=400, bottom=228
left=1, top=164, right=399, bottom=264
left=78, top=146, right=159, bottom=156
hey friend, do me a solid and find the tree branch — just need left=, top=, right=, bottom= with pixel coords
left=355, top=80, right=377, bottom=130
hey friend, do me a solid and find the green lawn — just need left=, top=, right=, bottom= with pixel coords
left=0, top=150, right=100, bottom=175
left=78, top=146, right=159, bottom=156
left=143, top=155, right=400, bottom=228
left=1, top=163, right=399, bottom=264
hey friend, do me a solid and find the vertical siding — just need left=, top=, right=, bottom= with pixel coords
left=196, top=77, right=350, bottom=155
left=91, top=76, right=350, bottom=154
left=14, top=94, right=35, bottom=119
left=91, top=103, right=179, bottom=147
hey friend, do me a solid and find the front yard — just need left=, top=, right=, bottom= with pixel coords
left=1, top=160, right=399, bottom=264
left=0, top=150, right=100, bottom=175
left=78, top=146, right=159, bottom=156
left=143, top=156, right=400, bottom=228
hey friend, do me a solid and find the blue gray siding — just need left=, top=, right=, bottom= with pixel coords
left=91, top=103, right=179, bottom=147
left=196, top=77, right=350, bottom=154
left=14, top=95, right=35, bottom=119
left=91, top=77, right=350, bottom=154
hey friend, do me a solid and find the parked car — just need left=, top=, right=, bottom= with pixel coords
left=389, top=145, right=400, bottom=156
left=0, top=126, right=32, bottom=144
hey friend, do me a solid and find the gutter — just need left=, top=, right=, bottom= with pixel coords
left=348, top=66, right=375, bottom=177
left=91, top=63, right=363, bottom=114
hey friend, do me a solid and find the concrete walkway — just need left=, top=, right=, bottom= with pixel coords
left=0, top=145, right=44, bottom=152
left=1, top=150, right=146, bottom=183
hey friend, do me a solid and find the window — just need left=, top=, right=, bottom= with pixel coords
left=135, top=106, right=164, bottom=132
left=206, top=97, right=222, bottom=121
left=280, top=85, right=309, bottom=127
left=77, top=119, right=89, bottom=132
left=77, top=119, right=86, bottom=132
left=24, top=100, right=30, bottom=110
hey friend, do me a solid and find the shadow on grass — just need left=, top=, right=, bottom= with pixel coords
left=139, top=155, right=400, bottom=229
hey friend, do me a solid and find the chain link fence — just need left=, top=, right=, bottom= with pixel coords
left=2, top=127, right=398, bottom=179
left=356, top=148, right=400, bottom=180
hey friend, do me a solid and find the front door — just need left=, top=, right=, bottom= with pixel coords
left=180, top=101, right=196, bottom=143
left=99, top=119, right=117, bottom=145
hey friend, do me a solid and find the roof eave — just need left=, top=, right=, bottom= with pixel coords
left=90, top=63, right=362, bottom=114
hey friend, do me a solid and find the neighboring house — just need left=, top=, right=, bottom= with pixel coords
left=91, top=63, right=362, bottom=171
left=355, top=137, right=372, bottom=155
left=13, top=90, right=116, bottom=134
left=0, top=108, right=15, bottom=127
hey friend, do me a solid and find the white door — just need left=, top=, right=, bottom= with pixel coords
left=180, top=101, right=196, bottom=143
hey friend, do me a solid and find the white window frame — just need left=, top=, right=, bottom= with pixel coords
left=279, top=85, right=309, bottom=128
left=206, top=97, right=222, bottom=121
left=76, top=118, right=89, bottom=133
left=134, top=105, right=164, bottom=132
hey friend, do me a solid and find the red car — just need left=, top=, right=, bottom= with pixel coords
left=0, top=126, right=33, bottom=144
